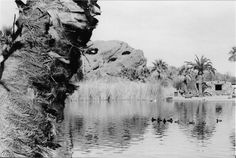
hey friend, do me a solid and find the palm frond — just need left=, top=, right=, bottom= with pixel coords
left=229, top=47, right=236, bottom=55
left=229, top=54, right=236, bottom=62
left=186, top=55, right=215, bottom=76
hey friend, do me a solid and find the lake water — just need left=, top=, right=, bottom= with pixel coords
left=56, top=100, right=235, bottom=158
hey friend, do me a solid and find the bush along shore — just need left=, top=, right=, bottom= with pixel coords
left=0, top=0, right=100, bottom=157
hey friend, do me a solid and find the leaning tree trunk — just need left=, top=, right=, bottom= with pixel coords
left=0, top=0, right=100, bottom=157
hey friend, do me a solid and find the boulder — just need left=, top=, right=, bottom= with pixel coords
left=82, top=40, right=147, bottom=78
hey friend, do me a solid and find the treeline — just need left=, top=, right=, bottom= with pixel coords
left=120, top=65, right=235, bottom=84
left=119, top=56, right=235, bottom=96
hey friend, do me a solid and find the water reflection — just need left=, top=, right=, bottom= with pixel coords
left=174, top=102, right=216, bottom=141
left=63, top=102, right=150, bottom=153
left=193, top=103, right=215, bottom=141
left=57, top=100, right=235, bottom=158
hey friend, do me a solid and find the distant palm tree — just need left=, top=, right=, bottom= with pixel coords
left=0, top=26, right=13, bottom=45
left=185, top=55, right=215, bottom=96
left=228, top=47, right=236, bottom=62
left=178, top=65, right=195, bottom=93
left=151, top=59, right=168, bottom=80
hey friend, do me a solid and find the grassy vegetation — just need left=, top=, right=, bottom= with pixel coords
left=0, top=88, right=57, bottom=157
left=72, top=79, right=175, bottom=102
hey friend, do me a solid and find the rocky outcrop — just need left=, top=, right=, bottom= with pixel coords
left=82, top=40, right=147, bottom=78
left=0, top=0, right=100, bottom=157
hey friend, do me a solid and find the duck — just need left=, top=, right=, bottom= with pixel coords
left=167, top=118, right=173, bottom=123
left=188, top=121, right=195, bottom=124
left=157, top=117, right=162, bottom=123
left=150, top=99, right=157, bottom=103
left=151, top=117, right=157, bottom=122
left=163, top=118, right=166, bottom=124
left=174, top=120, right=180, bottom=124
left=216, top=118, right=222, bottom=123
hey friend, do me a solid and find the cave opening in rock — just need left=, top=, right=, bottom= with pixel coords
left=122, top=51, right=131, bottom=55
left=108, top=57, right=117, bottom=62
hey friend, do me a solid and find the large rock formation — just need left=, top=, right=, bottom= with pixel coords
left=81, top=40, right=147, bottom=78
left=0, top=0, right=100, bottom=157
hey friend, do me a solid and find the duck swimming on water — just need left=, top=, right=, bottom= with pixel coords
left=174, top=120, right=180, bottom=124
left=151, top=117, right=157, bottom=122
left=167, top=118, right=173, bottom=123
left=163, top=118, right=166, bottom=124
left=150, top=99, right=157, bottom=103
left=188, top=121, right=195, bottom=124
left=216, top=118, right=222, bottom=123
left=157, top=117, right=162, bottom=123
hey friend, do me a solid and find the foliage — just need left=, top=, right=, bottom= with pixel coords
left=228, top=47, right=236, bottom=62
left=120, top=67, right=150, bottom=82
left=185, top=55, right=215, bottom=96
left=166, top=66, right=178, bottom=80
left=151, top=59, right=168, bottom=80
left=151, top=59, right=168, bottom=72
left=178, top=65, right=195, bottom=83
left=0, top=27, right=13, bottom=50
left=0, top=27, right=12, bottom=39
left=172, top=77, right=183, bottom=90
left=185, top=55, right=215, bottom=75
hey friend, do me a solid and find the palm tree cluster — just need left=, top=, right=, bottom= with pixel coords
left=149, top=56, right=216, bottom=97
left=185, top=55, right=215, bottom=96
left=119, top=50, right=232, bottom=96
left=176, top=65, right=195, bottom=92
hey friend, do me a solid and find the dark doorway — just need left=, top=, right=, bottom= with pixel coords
left=215, top=84, right=222, bottom=91
left=196, top=83, right=199, bottom=90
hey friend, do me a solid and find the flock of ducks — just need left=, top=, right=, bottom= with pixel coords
left=151, top=117, right=173, bottom=124
left=151, top=117, right=223, bottom=124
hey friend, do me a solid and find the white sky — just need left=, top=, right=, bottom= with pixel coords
left=0, top=0, right=235, bottom=75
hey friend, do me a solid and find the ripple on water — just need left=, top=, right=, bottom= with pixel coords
left=57, top=101, right=235, bottom=158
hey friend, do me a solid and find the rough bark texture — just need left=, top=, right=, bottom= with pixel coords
left=0, top=0, right=100, bottom=157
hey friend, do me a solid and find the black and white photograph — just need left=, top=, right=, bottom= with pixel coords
left=0, top=0, right=235, bottom=157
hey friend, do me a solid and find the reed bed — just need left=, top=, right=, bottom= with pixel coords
left=73, top=79, right=167, bottom=102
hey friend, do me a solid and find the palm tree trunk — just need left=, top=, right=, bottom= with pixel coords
left=183, top=79, right=188, bottom=94
left=198, top=75, right=203, bottom=96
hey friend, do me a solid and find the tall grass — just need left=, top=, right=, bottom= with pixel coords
left=72, top=79, right=174, bottom=102
left=0, top=88, right=56, bottom=157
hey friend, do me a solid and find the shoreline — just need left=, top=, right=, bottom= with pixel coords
left=172, top=96, right=236, bottom=102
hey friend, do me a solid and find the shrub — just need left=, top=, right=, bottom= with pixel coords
left=120, top=67, right=150, bottom=82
